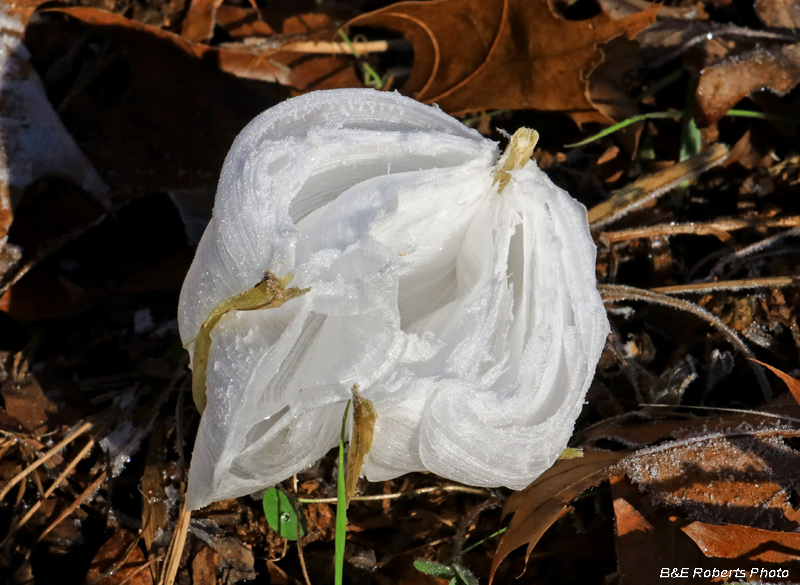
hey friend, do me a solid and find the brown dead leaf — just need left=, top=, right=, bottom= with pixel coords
left=50, top=7, right=352, bottom=88
left=612, top=476, right=681, bottom=585
left=755, top=0, right=800, bottom=29
left=751, top=359, right=800, bottom=404
left=215, top=5, right=275, bottom=37
left=181, top=0, right=225, bottom=42
left=489, top=451, right=623, bottom=584
left=683, top=522, right=800, bottom=563
left=3, top=0, right=52, bottom=25
left=84, top=529, right=153, bottom=585
left=214, top=5, right=343, bottom=38
left=727, top=129, right=775, bottom=169
left=266, top=560, right=289, bottom=585
left=624, top=432, right=800, bottom=528
left=1, top=375, right=57, bottom=434
left=191, top=545, right=220, bottom=585
left=695, top=44, right=800, bottom=126
left=348, top=0, right=659, bottom=123
left=29, top=7, right=353, bottom=205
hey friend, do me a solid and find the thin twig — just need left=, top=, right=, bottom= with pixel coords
left=0, top=421, right=92, bottom=502
left=601, top=216, right=800, bottom=244
left=32, top=471, right=107, bottom=550
left=227, top=38, right=408, bottom=55
left=297, top=537, right=311, bottom=585
left=646, top=23, right=798, bottom=70
left=705, top=227, right=800, bottom=281
left=158, top=504, right=191, bottom=585
left=639, top=403, right=800, bottom=425
left=280, top=40, right=403, bottom=54
left=651, top=276, right=800, bottom=294
left=0, top=437, right=96, bottom=547
left=297, top=484, right=490, bottom=504
left=599, top=284, right=772, bottom=399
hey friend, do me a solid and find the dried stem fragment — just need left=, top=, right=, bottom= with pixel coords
left=493, top=128, right=539, bottom=194
left=345, top=385, right=377, bottom=506
left=191, top=273, right=308, bottom=412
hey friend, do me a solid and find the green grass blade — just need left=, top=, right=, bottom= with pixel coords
left=634, top=68, right=682, bottom=103
left=460, top=527, right=507, bottom=555
left=338, top=30, right=384, bottom=89
left=726, top=109, right=800, bottom=125
left=565, top=111, right=681, bottom=147
left=460, top=109, right=510, bottom=127
left=566, top=107, right=800, bottom=151
left=679, top=77, right=702, bottom=163
left=335, top=399, right=352, bottom=585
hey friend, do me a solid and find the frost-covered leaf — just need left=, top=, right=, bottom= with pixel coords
left=414, top=559, right=456, bottom=578
left=623, top=432, right=800, bottom=527
left=683, top=522, right=800, bottom=563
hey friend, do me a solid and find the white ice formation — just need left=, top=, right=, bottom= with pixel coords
left=178, top=88, right=609, bottom=510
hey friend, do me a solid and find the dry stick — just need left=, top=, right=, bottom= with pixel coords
left=297, top=484, right=489, bottom=504
left=31, top=470, right=107, bottom=551
left=0, top=440, right=15, bottom=462
left=278, top=40, right=400, bottom=54
left=601, top=216, right=800, bottom=244
left=706, top=226, right=800, bottom=281
left=157, top=379, right=190, bottom=585
left=28, top=459, right=45, bottom=498
left=0, top=437, right=96, bottom=548
left=292, top=476, right=311, bottom=585
left=646, top=23, right=798, bottom=70
left=598, top=284, right=773, bottom=400
left=225, top=39, right=407, bottom=54
left=588, top=144, right=729, bottom=231
left=640, top=403, right=800, bottom=425
left=0, top=421, right=92, bottom=502
left=296, top=531, right=311, bottom=585
left=651, top=276, right=800, bottom=295
left=115, top=556, right=164, bottom=585
left=158, top=504, right=191, bottom=585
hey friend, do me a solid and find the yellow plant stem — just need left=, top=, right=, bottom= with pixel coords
left=493, top=127, right=539, bottom=194
left=190, top=273, right=308, bottom=412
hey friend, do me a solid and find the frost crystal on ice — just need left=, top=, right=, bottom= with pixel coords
left=178, top=89, right=610, bottom=510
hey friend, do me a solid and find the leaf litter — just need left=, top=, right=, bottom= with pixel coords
left=2, top=0, right=800, bottom=582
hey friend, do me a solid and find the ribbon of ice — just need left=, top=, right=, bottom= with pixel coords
left=178, top=89, right=609, bottom=510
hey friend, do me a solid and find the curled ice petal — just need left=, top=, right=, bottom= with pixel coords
left=179, top=88, right=609, bottom=510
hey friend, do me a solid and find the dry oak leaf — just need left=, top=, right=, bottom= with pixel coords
left=489, top=450, right=623, bottom=583
left=751, top=358, right=800, bottom=404
left=84, top=529, right=153, bottom=585
left=683, top=522, right=800, bottom=563
left=695, top=44, right=800, bottom=126
left=348, top=0, right=660, bottom=124
left=181, top=0, right=225, bottom=42
left=49, top=7, right=357, bottom=91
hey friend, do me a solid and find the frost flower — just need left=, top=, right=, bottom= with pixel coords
left=178, top=88, right=609, bottom=510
